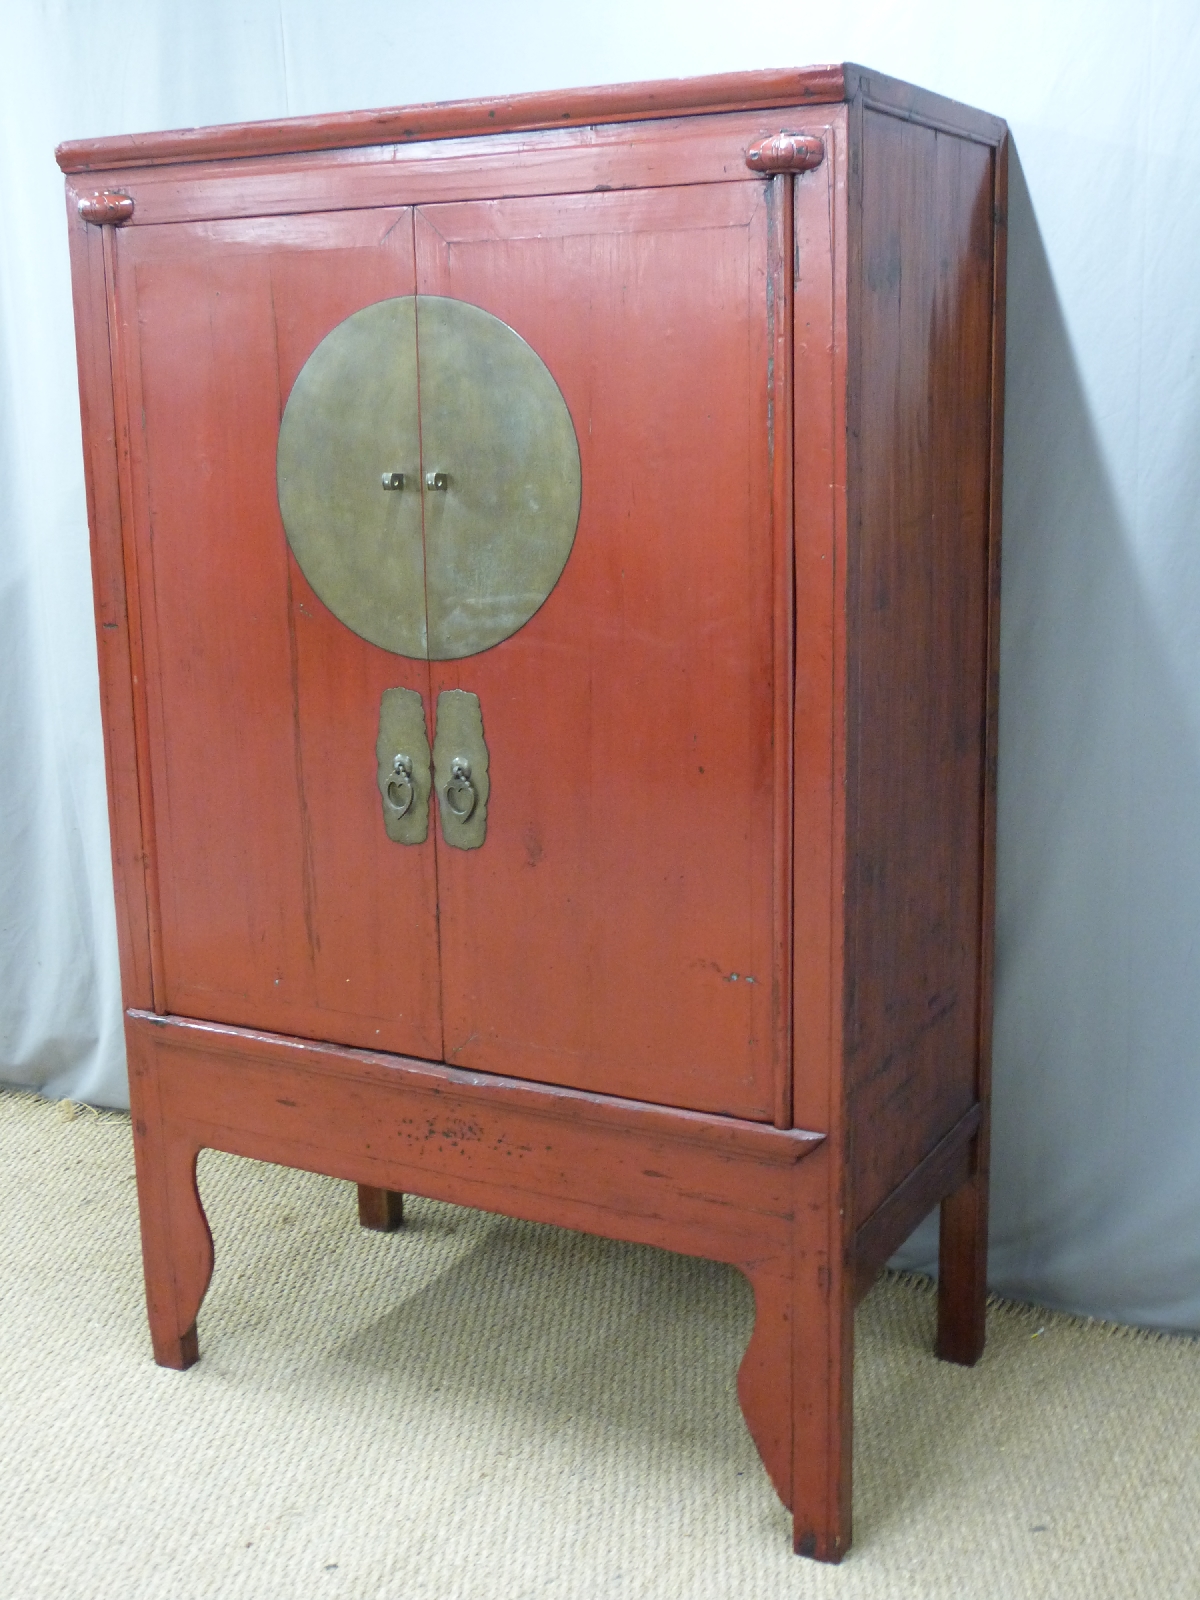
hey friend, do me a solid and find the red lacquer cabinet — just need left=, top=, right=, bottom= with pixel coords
left=59, top=65, right=1007, bottom=1560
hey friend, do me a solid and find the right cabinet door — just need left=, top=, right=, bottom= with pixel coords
left=415, top=182, right=786, bottom=1120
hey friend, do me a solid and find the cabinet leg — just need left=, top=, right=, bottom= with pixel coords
left=357, top=1185, right=405, bottom=1231
left=128, top=1113, right=213, bottom=1370
left=736, top=1267, right=793, bottom=1508
left=737, top=1254, right=852, bottom=1564
left=935, top=1132, right=989, bottom=1366
left=790, top=1252, right=853, bottom=1562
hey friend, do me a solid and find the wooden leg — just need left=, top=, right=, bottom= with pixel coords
left=127, top=1024, right=214, bottom=1369
left=737, top=1160, right=852, bottom=1564
left=935, top=1130, right=989, bottom=1366
left=357, top=1184, right=405, bottom=1231
left=789, top=1248, right=853, bottom=1562
left=736, top=1267, right=794, bottom=1509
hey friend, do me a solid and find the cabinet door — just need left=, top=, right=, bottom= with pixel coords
left=114, top=210, right=444, bottom=1059
left=415, top=185, right=783, bottom=1119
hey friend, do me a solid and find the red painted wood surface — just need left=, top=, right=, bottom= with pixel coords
left=843, top=110, right=1000, bottom=1225
left=415, top=183, right=781, bottom=1116
left=64, top=206, right=155, bottom=1011
left=57, top=66, right=852, bottom=172
left=124, top=1009, right=824, bottom=1509
left=790, top=118, right=845, bottom=1142
left=108, top=164, right=788, bottom=1118
left=59, top=108, right=841, bottom=234
left=54, top=63, right=1004, bottom=175
left=113, top=209, right=443, bottom=1058
left=789, top=113, right=854, bottom=1559
left=766, top=170, right=796, bottom=1130
left=64, top=69, right=1009, bottom=1565
left=77, top=190, right=133, bottom=223
left=746, top=133, right=825, bottom=172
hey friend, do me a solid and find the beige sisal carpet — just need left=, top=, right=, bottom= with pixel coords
left=0, top=1087, right=1196, bottom=1600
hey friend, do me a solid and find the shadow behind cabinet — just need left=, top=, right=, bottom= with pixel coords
left=59, top=65, right=1007, bottom=1562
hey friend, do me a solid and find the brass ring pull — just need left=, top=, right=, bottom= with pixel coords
left=444, top=756, right=476, bottom=820
left=385, top=753, right=415, bottom=817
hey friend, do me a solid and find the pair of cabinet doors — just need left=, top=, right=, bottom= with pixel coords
left=115, top=178, right=791, bottom=1121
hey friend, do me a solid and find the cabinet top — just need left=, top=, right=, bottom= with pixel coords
left=55, top=63, right=1005, bottom=174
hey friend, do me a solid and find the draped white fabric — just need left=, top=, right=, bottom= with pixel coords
left=4, top=0, right=1199, bottom=1330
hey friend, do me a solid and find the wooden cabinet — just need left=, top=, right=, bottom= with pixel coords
left=59, top=64, right=1007, bottom=1561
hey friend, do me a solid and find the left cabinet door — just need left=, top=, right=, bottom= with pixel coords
left=112, top=208, right=445, bottom=1059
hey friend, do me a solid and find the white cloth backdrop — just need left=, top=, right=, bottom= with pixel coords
left=3, top=0, right=1199, bottom=1331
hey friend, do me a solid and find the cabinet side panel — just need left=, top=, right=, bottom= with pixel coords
left=845, top=111, right=999, bottom=1224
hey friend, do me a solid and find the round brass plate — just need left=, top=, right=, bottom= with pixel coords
left=277, top=295, right=581, bottom=660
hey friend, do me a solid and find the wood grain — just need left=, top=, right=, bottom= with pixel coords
left=932, top=127, right=1007, bottom=1370
left=110, top=209, right=443, bottom=1059
left=415, top=182, right=782, bottom=1118
left=843, top=110, right=997, bottom=1224
left=853, top=1102, right=982, bottom=1301
left=56, top=65, right=1005, bottom=176
left=767, top=170, right=796, bottom=1130
left=63, top=203, right=156, bottom=1011
left=60, top=108, right=834, bottom=234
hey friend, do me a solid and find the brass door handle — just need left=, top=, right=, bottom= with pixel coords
left=443, top=757, right=476, bottom=821
left=384, top=753, right=416, bottom=817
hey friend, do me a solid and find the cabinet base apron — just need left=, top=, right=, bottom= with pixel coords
left=123, top=1010, right=861, bottom=1558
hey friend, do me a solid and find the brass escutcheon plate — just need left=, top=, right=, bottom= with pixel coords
left=433, top=689, right=489, bottom=850
left=376, top=687, right=431, bottom=845
left=277, top=295, right=581, bottom=661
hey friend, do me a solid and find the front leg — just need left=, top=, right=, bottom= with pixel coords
left=736, top=1152, right=853, bottom=1563
left=128, top=1034, right=213, bottom=1369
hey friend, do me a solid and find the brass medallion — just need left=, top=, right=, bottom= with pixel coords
left=277, top=295, right=581, bottom=660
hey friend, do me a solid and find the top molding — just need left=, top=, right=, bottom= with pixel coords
left=55, top=63, right=1006, bottom=174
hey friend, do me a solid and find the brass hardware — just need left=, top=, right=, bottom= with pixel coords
left=381, top=472, right=407, bottom=490
left=417, top=296, right=581, bottom=661
left=376, top=688, right=431, bottom=844
left=78, top=191, right=134, bottom=224
left=277, top=295, right=580, bottom=662
left=745, top=133, right=825, bottom=173
left=444, top=757, right=476, bottom=820
left=279, top=298, right=428, bottom=658
left=433, top=690, right=488, bottom=850
left=385, top=754, right=415, bottom=817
